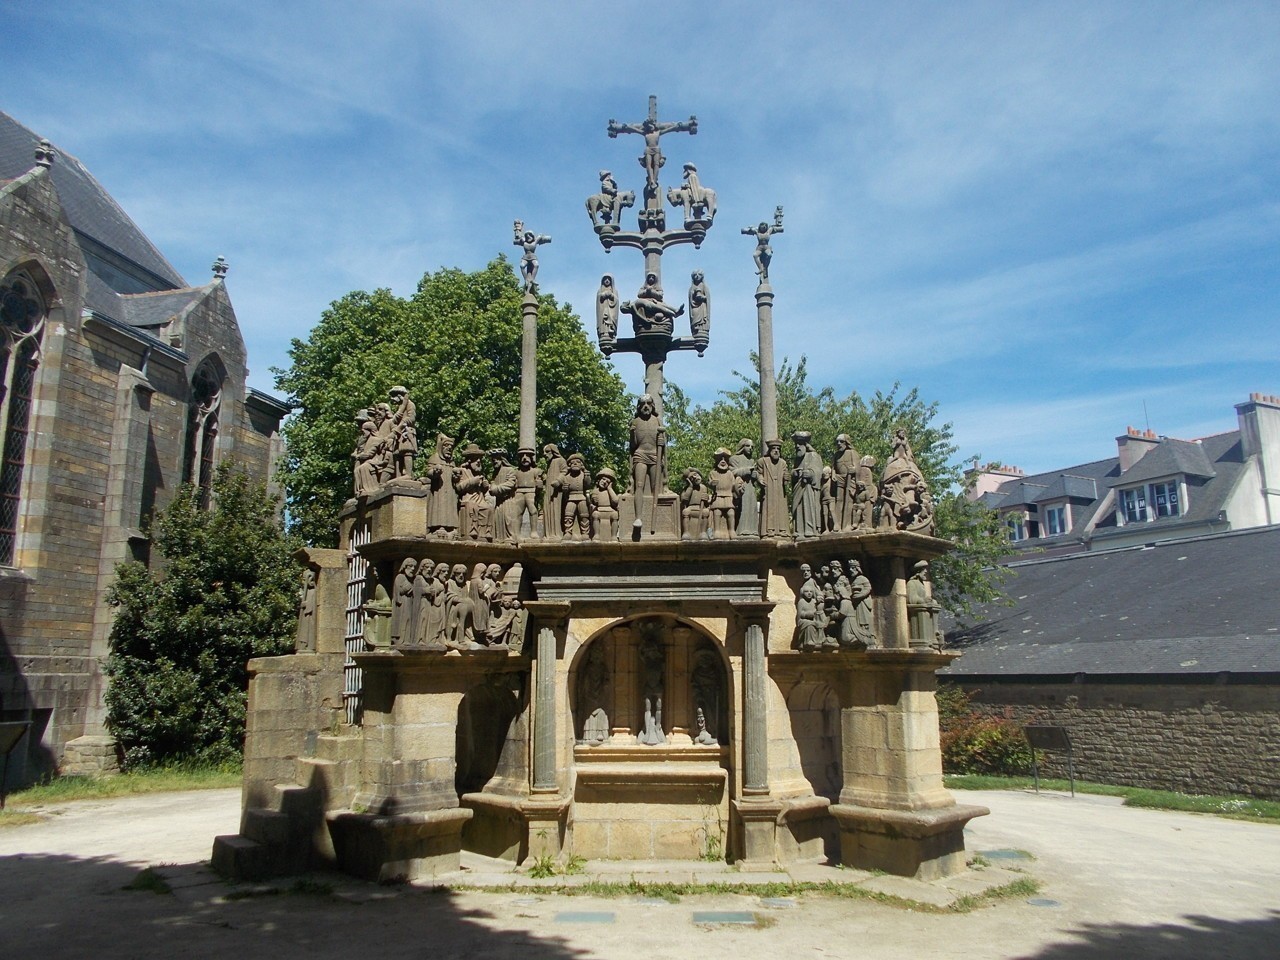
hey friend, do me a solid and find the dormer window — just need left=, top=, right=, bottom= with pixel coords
left=1118, top=479, right=1184, bottom=525
left=1119, top=486, right=1147, bottom=523
left=1151, top=481, right=1180, bottom=518
left=1045, top=504, right=1068, bottom=536
left=1006, top=515, right=1027, bottom=542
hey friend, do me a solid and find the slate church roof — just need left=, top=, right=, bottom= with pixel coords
left=942, top=524, right=1280, bottom=679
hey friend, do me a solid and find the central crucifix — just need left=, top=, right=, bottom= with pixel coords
left=586, top=95, right=718, bottom=536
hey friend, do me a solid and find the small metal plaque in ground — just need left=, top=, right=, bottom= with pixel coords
left=692, top=911, right=757, bottom=925
left=554, top=912, right=616, bottom=924
left=759, top=898, right=796, bottom=909
left=980, top=849, right=1034, bottom=860
left=1026, top=898, right=1062, bottom=908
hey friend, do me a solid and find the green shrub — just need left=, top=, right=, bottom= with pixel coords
left=937, top=684, right=1033, bottom=775
left=105, top=465, right=300, bottom=768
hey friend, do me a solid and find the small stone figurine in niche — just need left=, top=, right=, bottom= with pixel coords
left=637, top=631, right=666, bottom=745
left=693, top=708, right=718, bottom=746
left=577, top=642, right=611, bottom=745
left=296, top=568, right=317, bottom=652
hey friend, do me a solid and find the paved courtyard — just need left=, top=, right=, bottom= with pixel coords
left=1, top=787, right=1277, bottom=959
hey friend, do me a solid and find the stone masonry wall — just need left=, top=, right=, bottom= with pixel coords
left=958, top=679, right=1280, bottom=800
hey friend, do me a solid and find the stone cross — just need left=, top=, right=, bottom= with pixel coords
left=607, top=95, right=697, bottom=206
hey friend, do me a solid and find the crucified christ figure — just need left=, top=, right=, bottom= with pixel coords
left=608, top=96, right=697, bottom=198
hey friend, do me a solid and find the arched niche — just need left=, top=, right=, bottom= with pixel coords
left=785, top=680, right=842, bottom=802
left=569, top=614, right=731, bottom=749
left=454, top=674, right=526, bottom=796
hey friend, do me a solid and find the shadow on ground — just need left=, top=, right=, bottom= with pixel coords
left=1021, top=911, right=1280, bottom=960
left=0, top=852, right=589, bottom=960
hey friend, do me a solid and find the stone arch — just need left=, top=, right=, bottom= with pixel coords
left=568, top=614, right=732, bottom=747
left=785, top=680, right=843, bottom=802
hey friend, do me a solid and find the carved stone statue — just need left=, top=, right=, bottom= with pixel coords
left=637, top=629, right=666, bottom=745
left=707, top=447, right=738, bottom=540
left=589, top=466, right=620, bottom=541
left=489, top=448, right=518, bottom=544
left=513, top=220, right=551, bottom=294
left=296, top=569, right=317, bottom=652
left=586, top=170, right=635, bottom=227
left=878, top=429, right=933, bottom=534
left=853, top=455, right=878, bottom=531
left=794, top=585, right=825, bottom=652
left=409, top=558, right=434, bottom=649
left=542, top=443, right=568, bottom=540
left=907, top=559, right=941, bottom=646
left=742, top=207, right=785, bottom=281
left=390, top=558, right=417, bottom=646
left=622, top=272, right=684, bottom=336
left=687, top=270, right=710, bottom=351
left=667, top=162, right=716, bottom=224
left=848, top=558, right=876, bottom=647
left=607, top=105, right=697, bottom=204
left=425, top=561, right=451, bottom=647
left=791, top=430, right=823, bottom=539
left=371, top=403, right=395, bottom=484
left=511, top=447, right=543, bottom=539
left=557, top=452, right=592, bottom=541
left=757, top=438, right=789, bottom=538
left=680, top=467, right=710, bottom=540
left=690, top=647, right=722, bottom=745
left=596, top=274, right=619, bottom=348
left=425, top=434, right=459, bottom=537
left=577, top=642, right=611, bottom=745
left=820, top=465, right=836, bottom=535
left=352, top=418, right=382, bottom=497
left=831, top=434, right=860, bottom=532
left=629, top=394, right=667, bottom=536
left=388, top=386, right=417, bottom=479
left=729, top=439, right=760, bottom=538
left=361, top=573, right=392, bottom=649
left=455, top=443, right=493, bottom=542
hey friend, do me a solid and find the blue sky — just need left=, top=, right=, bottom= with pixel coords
left=8, top=1, right=1279, bottom=475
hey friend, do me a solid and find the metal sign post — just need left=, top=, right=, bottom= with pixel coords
left=1024, top=725, right=1075, bottom=797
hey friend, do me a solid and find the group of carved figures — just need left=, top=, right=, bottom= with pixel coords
left=360, top=559, right=525, bottom=652
left=595, top=269, right=709, bottom=351
left=793, top=559, right=878, bottom=652
left=677, top=427, right=935, bottom=541
left=352, top=389, right=935, bottom=543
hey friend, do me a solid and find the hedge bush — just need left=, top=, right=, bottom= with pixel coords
left=937, top=684, right=1033, bottom=775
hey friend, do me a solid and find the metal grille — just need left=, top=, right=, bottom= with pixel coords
left=0, top=341, right=38, bottom=565
left=343, top=519, right=371, bottom=725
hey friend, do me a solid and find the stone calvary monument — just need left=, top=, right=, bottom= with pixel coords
left=214, top=97, right=986, bottom=884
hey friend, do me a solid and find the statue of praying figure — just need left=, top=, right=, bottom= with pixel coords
left=512, top=220, right=551, bottom=294
left=596, top=274, right=619, bottom=349
left=688, top=270, right=710, bottom=352
left=742, top=206, right=785, bottom=281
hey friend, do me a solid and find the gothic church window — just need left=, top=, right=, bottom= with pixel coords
left=184, top=359, right=223, bottom=508
left=0, top=272, right=46, bottom=566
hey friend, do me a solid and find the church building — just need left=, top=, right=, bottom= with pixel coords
left=0, top=111, right=289, bottom=787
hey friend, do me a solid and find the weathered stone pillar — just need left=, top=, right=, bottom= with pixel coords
left=830, top=650, right=988, bottom=880
left=608, top=624, right=636, bottom=740
left=887, top=557, right=910, bottom=650
left=755, top=283, right=778, bottom=448
left=519, top=292, right=538, bottom=452
left=669, top=624, right=693, bottom=743
left=731, top=601, right=780, bottom=865
left=524, top=601, right=570, bottom=793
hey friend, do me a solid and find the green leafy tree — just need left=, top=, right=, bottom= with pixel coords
left=275, top=257, right=631, bottom=545
left=105, top=466, right=301, bottom=768
left=663, top=356, right=1010, bottom=614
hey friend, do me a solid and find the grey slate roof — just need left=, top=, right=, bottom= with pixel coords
left=1107, top=438, right=1217, bottom=487
left=1032, top=474, right=1098, bottom=503
left=943, top=524, right=1280, bottom=677
left=0, top=111, right=186, bottom=292
left=119, top=286, right=209, bottom=329
left=994, top=481, right=1048, bottom=509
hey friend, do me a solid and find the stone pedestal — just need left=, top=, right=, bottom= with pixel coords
left=617, top=491, right=681, bottom=540
left=733, top=797, right=784, bottom=867
left=829, top=802, right=987, bottom=881
left=328, top=807, right=473, bottom=882
left=60, top=735, right=119, bottom=777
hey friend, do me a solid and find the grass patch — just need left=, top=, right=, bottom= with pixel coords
left=123, top=867, right=173, bottom=895
left=223, top=886, right=283, bottom=901
left=0, top=809, right=44, bottom=828
left=6, top=759, right=241, bottom=809
left=945, top=774, right=1280, bottom=824
left=289, top=878, right=335, bottom=896
left=949, top=877, right=1040, bottom=912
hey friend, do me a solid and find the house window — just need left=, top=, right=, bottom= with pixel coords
left=1119, top=487, right=1147, bottom=524
left=1151, top=481, right=1180, bottom=518
left=1006, top=515, right=1026, bottom=542
left=1045, top=505, right=1067, bottom=536
left=184, top=360, right=223, bottom=508
left=0, top=273, right=46, bottom=566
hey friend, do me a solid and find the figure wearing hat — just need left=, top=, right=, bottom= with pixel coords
left=707, top=447, right=739, bottom=540
left=589, top=466, right=620, bottom=542
left=791, top=430, right=823, bottom=540
left=388, top=386, right=417, bottom=479
left=424, top=433, right=459, bottom=537
left=488, top=448, right=518, bottom=544
left=679, top=467, right=711, bottom=540
left=555, top=452, right=592, bottom=541
left=756, top=438, right=789, bottom=538
left=454, top=443, right=493, bottom=542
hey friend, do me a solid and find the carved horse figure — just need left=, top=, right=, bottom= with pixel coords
left=667, top=182, right=716, bottom=224
left=586, top=189, right=635, bottom=227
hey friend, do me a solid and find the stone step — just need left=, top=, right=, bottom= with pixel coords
left=243, top=807, right=291, bottom=846
left=313, top=733, right=362, bottom=763
left=210, top=834, right=273, bottom=881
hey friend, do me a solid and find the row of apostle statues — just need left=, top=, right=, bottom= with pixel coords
left=350, top=388, right=936, bottom=542
left=360, top=559, right=526, bottom=652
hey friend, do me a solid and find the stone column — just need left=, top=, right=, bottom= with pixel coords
left=669, top=624, right=693, bottom=744
left=887, top=557, right=910, bottom=650
left=731, top=601, right=776, bottom=794
left=518, top=292, right=538, bottom=451
left=755, top=283, right=778, bottom=448
left=524, top=601, right=570, bottom=794
left=608, top=624, right=636, bottom=741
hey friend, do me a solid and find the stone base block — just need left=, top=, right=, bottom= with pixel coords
left=211, top=834, right=273, bottom=881
left=617, top=492, right=681, bottom=540
left=328, top=807, right=473, bottom=882
left=830, top=802, right=989, bottom=881
left=733, top=798, right=785, bottom=868
left=461, top=791, right=528, bottom=862
left=60, top=735, right=120, bottom=777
